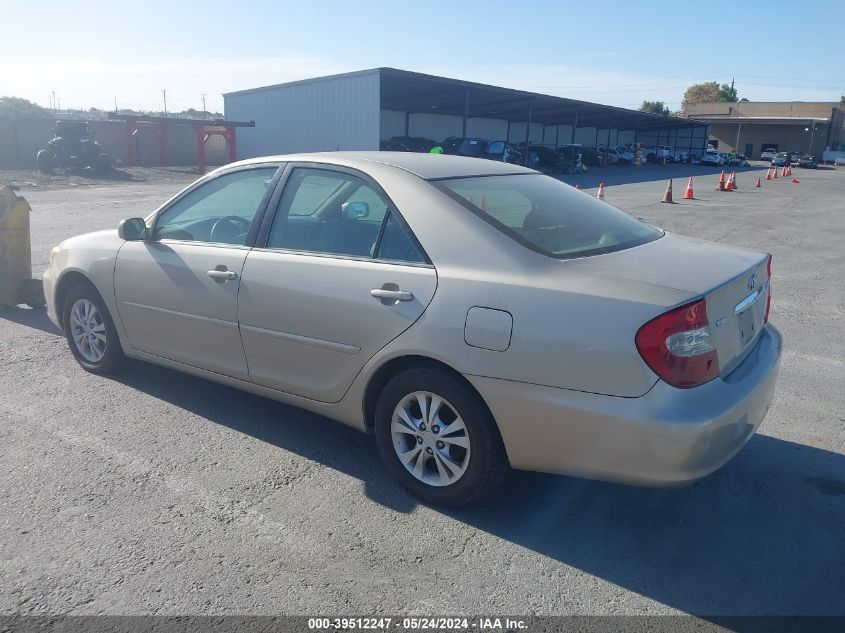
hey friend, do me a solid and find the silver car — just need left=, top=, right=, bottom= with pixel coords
left=44, top=152, right=781, bottom=506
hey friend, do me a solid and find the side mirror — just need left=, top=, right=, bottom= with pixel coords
left=341, top=201, right=370, bottom=219
left=118, top=217, right=148, bottom=241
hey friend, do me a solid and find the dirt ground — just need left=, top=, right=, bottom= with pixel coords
left=0, top=166, right=203, bottom=191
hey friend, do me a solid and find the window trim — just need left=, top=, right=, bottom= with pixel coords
left=147, top=162, right=285, bottom=248
left=255, top=162, right=432, bottom=266
left=431, top=173, right=663, bottom=261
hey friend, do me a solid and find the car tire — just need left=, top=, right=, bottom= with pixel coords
left=374, top=367, right=508, bottom=507
left=62, top=283, right=125, bottom=374
left=36, top=150, right=53, bottom=174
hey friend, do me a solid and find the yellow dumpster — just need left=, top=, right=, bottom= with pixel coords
left=0, top=185, right=45, bottom=308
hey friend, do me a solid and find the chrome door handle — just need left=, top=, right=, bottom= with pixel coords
left=371, top=288, right=414, bottom=302
left=207, top=269, right=238, bottom=281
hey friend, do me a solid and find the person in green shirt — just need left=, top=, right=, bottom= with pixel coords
left=430, top=145, right=443, bottom=154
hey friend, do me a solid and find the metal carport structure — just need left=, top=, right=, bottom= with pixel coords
left=224, top=68, right=709, bottom=160
left=378, top=67, right=707, bottom=153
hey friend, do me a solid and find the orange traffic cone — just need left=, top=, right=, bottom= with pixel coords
left=662, top=179, right=674, bottom=203
left=596, top=181, right=606, bottom=201
left=773, top=166, right=778, bottom=179
left=765, top=167, right=772, bottom=180
left=731, top=171, right=738, bottom=189
left=575, top=184, right=581, bottom=190
left=684, top=177, right=695, bottom=199
left=716, top=170, right=727, bottom=191
left=792, top=178, right=800, bottom=184
left=726, top=172, right=734, bottom=191
left=755, top=176, right=762, bottom=187
left=781, top=166, right=787, bottom=177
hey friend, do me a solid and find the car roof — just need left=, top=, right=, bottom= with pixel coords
left=228, top=151, right=537, bottom=180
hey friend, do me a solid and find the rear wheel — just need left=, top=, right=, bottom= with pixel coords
left=61, top=283, right=124, bottom=374
left=374, top=368, right=508, bottom=506
left=36, top=150, right=53, bottom=174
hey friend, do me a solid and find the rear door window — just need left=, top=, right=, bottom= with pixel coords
left=266, top=167, right=426, bottom=264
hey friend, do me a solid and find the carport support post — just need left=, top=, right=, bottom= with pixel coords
left=225, top=125, right=237, bottom=163
left=193, top=124, right=207, bottom=175
left=605, top=122, right=612, bottom=167
left=153, top=123, right=169, bottom=165
left=524, top=100, right=533, bottom=166
left=734, top=123, right=742, bottom=153
left=124, top=120, right=138, bottom=166
left=462, top=89, right=469, bottom=137
left=570, top=106, right=579, bottom=145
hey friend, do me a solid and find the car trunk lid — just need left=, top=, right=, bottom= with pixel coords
left=564, top=232, right=770, bottom=377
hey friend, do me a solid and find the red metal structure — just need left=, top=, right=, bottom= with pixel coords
left=108, top=113, right=254, bottom=174
left=193, top=123, right=239, bottom=175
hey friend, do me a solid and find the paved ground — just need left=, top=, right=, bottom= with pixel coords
left=1, top=164, right=843, bottom=616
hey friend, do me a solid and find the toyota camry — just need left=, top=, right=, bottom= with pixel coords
left=44, top=152, right=781, bottom=506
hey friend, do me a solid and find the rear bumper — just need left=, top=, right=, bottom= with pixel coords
left=467, top=324, right=782, bottom=486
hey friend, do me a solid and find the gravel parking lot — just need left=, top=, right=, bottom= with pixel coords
left=1, top=163, right=843, bottom=617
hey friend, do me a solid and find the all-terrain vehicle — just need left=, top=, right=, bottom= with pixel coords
left=36, top=121, right=111, bottom=174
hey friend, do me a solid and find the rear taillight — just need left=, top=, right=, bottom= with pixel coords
left=764, top=255, right=772, bottom=322
left=635, top=299, right=720, bottom=389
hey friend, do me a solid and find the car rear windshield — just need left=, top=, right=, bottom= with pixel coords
left=433, top=174, right=662, bottom=259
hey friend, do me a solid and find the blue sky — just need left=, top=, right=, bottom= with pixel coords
left=2, top=0, right=843, bottom=113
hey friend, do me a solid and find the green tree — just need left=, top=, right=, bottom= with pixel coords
left=638, top=100, right=671, bottom=116
left=682, top=81, right=721, bottom=109
left=0, top=96, right=49, bottom=118
left=718, top=83, right=739, bottom=102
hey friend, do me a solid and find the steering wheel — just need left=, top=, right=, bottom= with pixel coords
left=210, top=215, right=251, bottom=244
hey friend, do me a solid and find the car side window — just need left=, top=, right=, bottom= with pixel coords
left=376, top=211, right=426, bottom=263
left=267, top=167, right=422, bottom=263
left=153, top=167, right=278, bottom=245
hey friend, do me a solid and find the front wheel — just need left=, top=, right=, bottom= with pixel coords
left=375, top=368, right=508, bottom=506
left=61, top=283, right=125, bottom=374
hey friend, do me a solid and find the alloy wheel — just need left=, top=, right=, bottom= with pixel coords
left=390, top=391, right=471, bottom=487
left=69, top=298, right=107, bottom=363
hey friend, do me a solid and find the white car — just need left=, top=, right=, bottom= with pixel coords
left=760, top=149, right=777, bottom=161
left=615, top=146, right=637, bottom=163
left=643, top=146, right=671, bottom=163
left=596, top=147, right=621, bottom=164
left=699, top=151, right=726, bottom=166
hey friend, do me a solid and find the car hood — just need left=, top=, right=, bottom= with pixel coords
left=58, top=229, right=121, bottom=251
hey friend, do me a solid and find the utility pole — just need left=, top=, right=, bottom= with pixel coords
left=51, top=90, right=56, bottom=111
left=201, top=93, right=207, bottom=116
left=114, top=96, right=118, bottom=112
left=162, top=89, right=167, bottom=116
